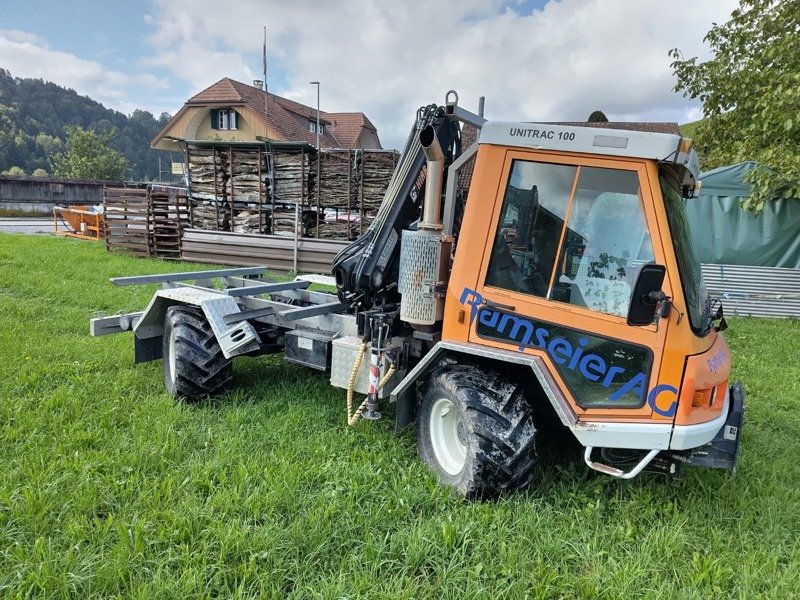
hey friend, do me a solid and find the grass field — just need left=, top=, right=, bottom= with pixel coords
left=1, top=234, right=799, bottom=599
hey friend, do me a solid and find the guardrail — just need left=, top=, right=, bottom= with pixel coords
left=180, top=229, right=348, bottom=273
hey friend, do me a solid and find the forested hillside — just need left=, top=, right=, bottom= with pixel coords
left=0, top=68, right=178, bottom=181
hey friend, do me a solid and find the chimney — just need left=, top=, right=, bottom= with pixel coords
left=253, top=79, right=264, bottom=90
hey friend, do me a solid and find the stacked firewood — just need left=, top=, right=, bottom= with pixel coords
left=360, top=151, right=396, bottom=210
left=272, top=152, right=312, bottom=205
left=188, top=148, right=228, bottom=202
left=316, top=151, right=355, bottom=208
left=191, top=201, right=229, bottom=230
left=231, top=151, right=267, bottom=204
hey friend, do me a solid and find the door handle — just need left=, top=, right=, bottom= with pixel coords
left=481, top=298, right=516, bottom=312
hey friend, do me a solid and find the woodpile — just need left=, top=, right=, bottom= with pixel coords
left=360, top=151, right=396, bottom=210
left=191, top=201, right=229, bottom=230
left=183, top=144, right=397, bottom=241
left=272, top=151, right=312, bottom=205
left=188, top=148, right=227, bottom=202
left=316, top=150, right=355, bottom=208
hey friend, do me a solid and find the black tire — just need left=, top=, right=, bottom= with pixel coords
left=163, top=305, right=233, bottom=400
left=416, top=364, right=537, bottom=499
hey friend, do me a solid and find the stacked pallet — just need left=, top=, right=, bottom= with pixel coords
left=272, top=151, right=311, bottom=205
left=360, top=151, right=396, bottom=210
left=150, top=191, right=190, bottom=258
left=104, top=187, right=150, bottom=256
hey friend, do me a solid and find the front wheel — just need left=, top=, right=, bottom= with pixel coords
left=416, top=364, right=537, bottom=499
left=163, top=305, right=233, bottom=400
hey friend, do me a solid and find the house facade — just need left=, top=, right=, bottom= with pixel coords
left=151, top=78, right=382, bottom=151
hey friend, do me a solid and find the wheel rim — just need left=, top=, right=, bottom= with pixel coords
left=168, top=327, right=178, bottom=385
left=429, top=396, right=467, bottom=475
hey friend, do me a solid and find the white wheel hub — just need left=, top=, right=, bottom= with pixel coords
left=429, top=396, right=467, bottom=475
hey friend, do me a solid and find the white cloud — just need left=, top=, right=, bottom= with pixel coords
left=0, top=29, right=169, bottom=116
left=140, top=0, right=738, bottom=149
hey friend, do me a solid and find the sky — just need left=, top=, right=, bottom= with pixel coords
left=0, top=0, right=739, bottom=150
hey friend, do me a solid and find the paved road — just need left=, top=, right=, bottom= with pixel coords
left=0, top=218, right=55, bottom=235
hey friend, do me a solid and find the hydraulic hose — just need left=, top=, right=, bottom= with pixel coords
left=346, top=342, right=397, bottom=427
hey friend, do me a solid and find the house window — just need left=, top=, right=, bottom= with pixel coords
left=211, top=109, right=238, bottom=131
left=308, top=120, right=324, bottom=135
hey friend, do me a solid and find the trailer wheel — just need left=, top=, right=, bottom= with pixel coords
left=163, top=305, right=232, bottom=401
left=416, top=365, right=537, bottom=499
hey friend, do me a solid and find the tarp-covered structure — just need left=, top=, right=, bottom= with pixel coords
left=684, top=161, right=800, bottom=268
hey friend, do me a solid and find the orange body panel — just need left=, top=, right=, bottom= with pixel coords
left=443, top=144, right=728, bottom=429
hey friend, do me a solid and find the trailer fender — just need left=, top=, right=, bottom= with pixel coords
left=132, top=288, right=260, bottom=363
left=390, top=340, right=577, bottom=433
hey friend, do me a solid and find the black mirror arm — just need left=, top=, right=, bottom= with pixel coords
left=646, top=290, right=672, bottom=319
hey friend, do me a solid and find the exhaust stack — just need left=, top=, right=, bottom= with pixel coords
left=419, top=125, right=444, bottom=230
left=397, top=125, right=451, bottom=325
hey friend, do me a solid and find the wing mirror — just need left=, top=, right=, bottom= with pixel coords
left=627, top=264, right=670, bottom=326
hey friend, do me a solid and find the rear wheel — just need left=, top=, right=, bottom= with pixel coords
left=163, top=305, right=232, bottom=400
left=416, top=364, right=537, bottom=499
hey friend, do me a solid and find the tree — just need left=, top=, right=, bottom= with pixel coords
left=2, top=166, right=25, bottom=175
left=32, top=168, right=48, bottom=177
left=51, top=125, right=129, bottom=181
left=587, top=110, right=609, bottom=123
left=670, top=0, right=800, bottom=210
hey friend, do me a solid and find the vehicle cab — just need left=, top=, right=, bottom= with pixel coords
left=441, top=121, right=743, bottom=478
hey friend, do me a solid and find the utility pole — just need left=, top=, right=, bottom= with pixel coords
left=310, top=81, right=321, bottom=244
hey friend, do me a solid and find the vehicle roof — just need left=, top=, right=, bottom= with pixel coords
left=478, top=120, right=699, bottom=182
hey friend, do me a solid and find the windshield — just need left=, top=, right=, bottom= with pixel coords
left=660, top=175, right=710, bottom=335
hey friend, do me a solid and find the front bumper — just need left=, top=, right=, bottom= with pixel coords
left=681, top=382, right=745, bottom=474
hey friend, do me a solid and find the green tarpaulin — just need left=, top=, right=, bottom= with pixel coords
left=683, top=161, right=800, bottom=268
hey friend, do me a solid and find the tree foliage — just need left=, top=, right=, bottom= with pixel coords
left=587, top=110, right=609, bottom=123
left=51, top=126, right=130, bottom=181
left=670, top=0, right=800, bottom=210
left=0, top=69, right=175, bottom=181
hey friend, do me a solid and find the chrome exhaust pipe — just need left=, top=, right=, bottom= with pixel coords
left=419, top=125, right=444, bottom=230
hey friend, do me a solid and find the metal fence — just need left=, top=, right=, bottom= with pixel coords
left=180, top=229, right=349, bottom=273
left=702, top=263, right=800, bottom=319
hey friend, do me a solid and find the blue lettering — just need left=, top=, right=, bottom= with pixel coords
left=497, top=314, right=534, bottom=351
left=601, top=365, right=626, bottom=388
left=534, top=327, right=549, bottom=349
left=479, top=309, right=500, bottom=328
left=547, top=338, right=572, bottom=365
left=459, top=287, right=483, bottom=324
left=579, top=354, right=607, bottom=382
left=647, top=384, right=678, bottom=417
left=609, top=372, right=647, bottom=402
left=568, top=337, right=588, bottom=370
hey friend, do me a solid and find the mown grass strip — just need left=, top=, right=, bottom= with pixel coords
left=0, top=233, right=798, bottom=598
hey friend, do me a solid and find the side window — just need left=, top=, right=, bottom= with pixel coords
left=485, top=160, right=654, bottom=318
left=553, top=168, right=654, bottom=317
left=485, top=161, right=578, bottom=298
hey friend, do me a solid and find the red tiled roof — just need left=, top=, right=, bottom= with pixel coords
left=322, top=112, right=378, bottom=148
left=181, top=78, right=381, bottom=149
left=548, top=122, right=681, bottom=135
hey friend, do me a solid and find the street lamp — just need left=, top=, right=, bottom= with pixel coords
left=309, top=81, right=320, bottom=152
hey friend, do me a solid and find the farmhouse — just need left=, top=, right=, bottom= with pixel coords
left=151, top=77, right=382, bottom=150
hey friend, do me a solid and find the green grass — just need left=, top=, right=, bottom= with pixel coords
left=1, top=234, right=799, bottom=599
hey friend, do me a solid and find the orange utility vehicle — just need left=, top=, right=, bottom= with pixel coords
left=91, top=92, right=744, bottom=498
